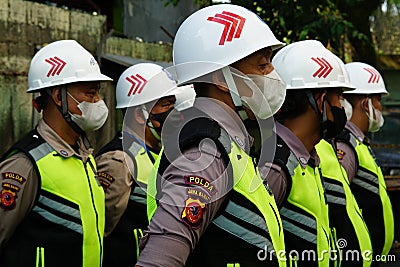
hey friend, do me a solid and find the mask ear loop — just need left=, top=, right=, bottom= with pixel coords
left=305, top=90, right=328, bottom=138
left=367, top=98, right=375, bottom=126
left=46, top=86, right=91, bottom=148
left=142, top=104, right=161, bottom=141
left=221, top=67, right=248, bottom=120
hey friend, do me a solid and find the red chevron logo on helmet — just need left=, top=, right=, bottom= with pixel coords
left=363, top=68, right=380, bottom=83
left=44, top=56, right=67, bottom=77
left=207, top=11, right=246, bottom=45
left=126, top=74, right=147, bottom=96
left=311, top=57, right=333, bottom=78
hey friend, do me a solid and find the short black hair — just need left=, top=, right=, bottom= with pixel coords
left=274, top=90, right=310, bottom=122
left=274, top=89, right=323, bottom=122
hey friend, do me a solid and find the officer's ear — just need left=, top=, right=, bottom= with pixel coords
left=315, top=91, right=327, bottom=113
left=133, top=107, right=146, bottom=125
left=212, top=71, right=229, bottom=93
left=51, top=87, right=62, bottom=107
left=361, top=97, right=370, bottom=113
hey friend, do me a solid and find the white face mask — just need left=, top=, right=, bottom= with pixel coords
left=240, top=70, right=286, bottom=119
left=68, top=92, right=109, bottom=132
left=340, top=98, right=352, bottom=121
left=366, top=98, right=384, bottom=133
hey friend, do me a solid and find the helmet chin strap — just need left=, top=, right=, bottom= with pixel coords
left=48, top=86, right=90, bottom=148
left=142, top=105, right=161, bottom=141
left=305, top=90, right=328, bottom=137
left=221, top=67, right=248, bottom=121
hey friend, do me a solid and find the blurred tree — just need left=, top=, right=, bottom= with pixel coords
left=163, top=0, right=385, bottom=65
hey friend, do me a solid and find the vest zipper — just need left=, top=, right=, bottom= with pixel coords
left=84, top=160, right=103, bottom=265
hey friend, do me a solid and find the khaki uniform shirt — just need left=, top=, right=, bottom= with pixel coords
left=259, top=122, right=320, bottom=206
left=95, top=147, right=135, bottom=236
left=0, top=119, right=93, bottom=250
left=137, top=97, right=253, bottom=267
left=336, top=121, right=363, bottom=182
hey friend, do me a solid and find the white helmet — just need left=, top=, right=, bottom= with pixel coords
left=27, top=40, right=112, bottom=92
left=172, top=4, right=284, bottom=85
left=116, top=63, right=182, bottom=109
left=344, top=62, right=388, bottom=95
left=272, top=40, right=355, bottom=91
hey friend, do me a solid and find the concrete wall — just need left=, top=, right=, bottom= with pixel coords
left=0, top=0, right=109, bottom=155
left=0, top=0, right=175, bottom=156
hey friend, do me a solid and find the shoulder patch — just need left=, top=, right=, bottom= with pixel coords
left=0, top=182, right=20, bottom=210
left=184, top=175, right=217, bottom=196
left=181, top=197, right=206, bottom=229
left=97, top=172, right=115, bottom=192
left=186, top=188, right=211, bottom=202
left=2, top=172, right=26, bottom=184
left=336, top=149, right=346, bottom=162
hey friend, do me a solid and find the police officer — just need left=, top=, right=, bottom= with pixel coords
left=259, top=40, right=354, bottom=267
left=95, top=63, right=183, bottom=267
left=336, top=62, right=394, bottom=263
left=0, top=40, right=112, bottom=266
left=137, top=4, right=288, bottom=267
left=315, top=77, right=373, bottom=266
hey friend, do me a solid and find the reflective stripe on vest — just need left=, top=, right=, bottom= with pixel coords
left=316, top=139, right=373, bottom=266
left=282, top=148, right=332, bottom=267
left=147, top=139, right=287, bottom=266
left=32, top=144, right=105, bottom=267
left=126, top=141, right=157, bottom=206
left=349, top=134, right=394, bottom=257
left=32, top=193, right=82, bottom=234
left=126, top=142, right=156, bottom=186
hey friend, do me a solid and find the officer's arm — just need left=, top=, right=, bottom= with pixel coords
left=137, top=140, right=229, bottom=267
left=0, top=152, right=38, bottom=251
left=259, top=162, right=288, bottom=207
left=336, top=141, right=357, bottom=182
left=95, top=150, right=133, bottom=236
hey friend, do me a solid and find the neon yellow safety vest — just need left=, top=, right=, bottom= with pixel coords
left=125, top=139, right=157, bottom=204
left=316, top=139, right=372, bottom=266
left=35, top=145, right=105, bottom=266
left=147, top=139, right=287, bottom=266
left=0, top=131, right=105, bottom=267
left=347, top=134, right=394, bottom=257
left=96, top=133, right=157, bottom=267
left=275, top=137, right=334, bottom=267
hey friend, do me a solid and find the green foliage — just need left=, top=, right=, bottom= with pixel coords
left=231, top=0, right=370, bottom=59
left=162, top=0, right=385, bottom=62
left=162, top=0, right=211, bottom=8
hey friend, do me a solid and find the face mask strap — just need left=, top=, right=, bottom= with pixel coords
left=306, top=90, right=330, bottom=137
left=305, top=90, right=320, bottom=115
left=367, top=98, right=375, bottom=123
left=221, top=66, right=248, bottom=120
left=48, top=85, right=90, bottom=147
left=142, top=104, right=161, bottom=141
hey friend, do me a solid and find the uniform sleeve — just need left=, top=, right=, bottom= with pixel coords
left=259, top=162, right=288, bottom=207
left=0, top=152, right=38, bottom=251
left=336, top=141, right=357, bottom=183
left=95, top=150, right=133, bottom=236
left=136, top=140, right=230, bottom=267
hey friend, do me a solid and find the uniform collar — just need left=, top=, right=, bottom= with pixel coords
left=37, top=119, right=93, bottom=161
left=192, top=97, right=253, bottom=152
left=275, top=122, right=320, bottom=168
left=345, top=121, right=365, bottom=143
